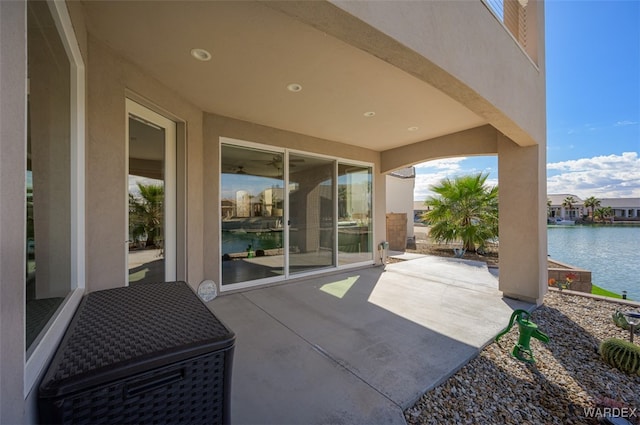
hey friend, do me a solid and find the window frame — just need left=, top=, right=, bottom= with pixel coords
left=219, top=137, right=375, bottom=293
left=24, top=0, right=85, bottom=397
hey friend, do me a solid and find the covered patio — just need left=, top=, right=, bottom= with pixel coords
left=211, top=256, right=533, bottom=424
left=1, top=1, right=546, bottom=421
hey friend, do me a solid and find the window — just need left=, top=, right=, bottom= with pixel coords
left=220, top=140, right=373, bottom=289
left=338, top=164, right=373, bottom=266
left=26, top=0, right=73, bottom=352
left=25, top=0, right=85, bottom=391
left=288, top=154, right=335, bottom=274
left=221, top=144, right=285, bottom=285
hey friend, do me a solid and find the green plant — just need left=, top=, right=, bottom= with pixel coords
left=129, top=183, right=164, bottom=248
left=421, top=173, right=498, bottom=253
left=583, top=196, right=601, bottom=221
left=600, top=338, right=640, bottom=375
left=594, top=206, right=613, bottom=223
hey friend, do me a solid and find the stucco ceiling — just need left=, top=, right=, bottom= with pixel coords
left=81, top=1, right=486, bottom=152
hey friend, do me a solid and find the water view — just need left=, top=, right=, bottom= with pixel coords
left=547, top=225, right=640, bottom=300
left=222, top=228, right=284, bottom=256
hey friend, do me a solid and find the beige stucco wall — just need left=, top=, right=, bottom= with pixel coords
left=0, top=2, right=27, bottom=422
left=269, top=0, right=544, bottom=149
left=85, top=36, right=204, bottom=292
left=498, top=136, right=547, bottom=304
left=380, top=125, right=498, bottom=174
left=330, top=0, right=545, bottom=148
left=65, top=0, right=87, bottom=64
left=203, top=113, right=384, bottom=288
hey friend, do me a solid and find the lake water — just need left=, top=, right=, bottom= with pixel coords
left=547, top=225, right=640, bottom=300
left=222, top=230, right=283, bottom=255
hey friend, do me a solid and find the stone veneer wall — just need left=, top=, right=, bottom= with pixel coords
left=386, top=213, right=407, bottom=251
left=548, top=259, right=592, bottom=294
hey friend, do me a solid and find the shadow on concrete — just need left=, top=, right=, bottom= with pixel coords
left=210, top=256, right=533, bottom=424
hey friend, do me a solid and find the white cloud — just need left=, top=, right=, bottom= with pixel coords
left=412, top=152, right=640, bottom=201
left=414, top=171, right=454, bottom=201
left=614, top=120, right=638, bottom=127
left=413, top=158, right=466, bottom=200
left=413, top=157, right=497, bottom=200
left=414, top=157, right=466, bottom=170
left=546, top=152, right=640, bottom=198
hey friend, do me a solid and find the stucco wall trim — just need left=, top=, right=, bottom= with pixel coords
left=380, top=125, right=498, bottom=173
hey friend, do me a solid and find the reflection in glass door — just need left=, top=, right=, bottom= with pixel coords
left=220, top=142, right=373, bottom=288
left=338, top=164, right=373, bottom=265
left=126, top=100, right=176, bottom=285
left=288, top=154, right=335, bottom=273
left=221, top=144, right=285, bottom=286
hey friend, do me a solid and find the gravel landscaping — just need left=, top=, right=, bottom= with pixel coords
left=405, top=291, right=640, bottom=424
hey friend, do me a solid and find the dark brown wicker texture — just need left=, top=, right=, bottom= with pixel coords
left=39, top=282, right=234, bottom=425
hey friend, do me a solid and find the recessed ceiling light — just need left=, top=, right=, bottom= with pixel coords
left=363, top=111, right=376, bottom=117
left=190, top=48, right=212, bottom=61
left=408, top=126, right=419, bottom=131
left=287, top=83, right=303, bottom=92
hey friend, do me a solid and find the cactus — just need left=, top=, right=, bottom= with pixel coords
left=600, top=338, right=640, bottom=375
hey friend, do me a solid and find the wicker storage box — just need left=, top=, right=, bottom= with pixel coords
left=38, top=282, right=234, bottom=425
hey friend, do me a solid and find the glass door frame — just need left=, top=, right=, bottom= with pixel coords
left=219, top=139, right=288, bottom=291
left=125, top=99, right=177, bottom=284
left=219, top=137, right=375, bottom=292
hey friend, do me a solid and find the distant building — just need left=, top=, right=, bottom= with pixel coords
left=547, top=194, right=584, bottom=220
left=548, top=194, right=640, bottom=220
left=599, top=198, right=640, bottom=219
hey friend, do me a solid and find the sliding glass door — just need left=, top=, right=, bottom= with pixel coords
left=288, top=154, right=335, bottom=274
left=220, top=141, right=373, bottom=288
left=338, top=164, right=373, bottom=265
left=221, top=144, right=285, bottom=285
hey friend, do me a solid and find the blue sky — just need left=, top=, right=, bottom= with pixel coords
left=414, top=0, right=640, bottom=201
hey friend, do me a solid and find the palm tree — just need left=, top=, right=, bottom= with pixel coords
left=583, top=196, right=600, bottom=221
left=422, top=173, right=498, bottom=253
left=562, top=196, right=577, bottom=219
left=129, top=183, right=164, bottom=248
left=594, top=206, right=613, bottom=224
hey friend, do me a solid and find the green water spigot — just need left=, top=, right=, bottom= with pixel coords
left=495, top=309, right=549, bottom=363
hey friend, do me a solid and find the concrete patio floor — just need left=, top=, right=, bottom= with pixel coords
left=209, top=255, right=534, bottom=424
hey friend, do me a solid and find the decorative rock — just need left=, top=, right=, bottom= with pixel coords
left=405, top=291, right=640, bottom=424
